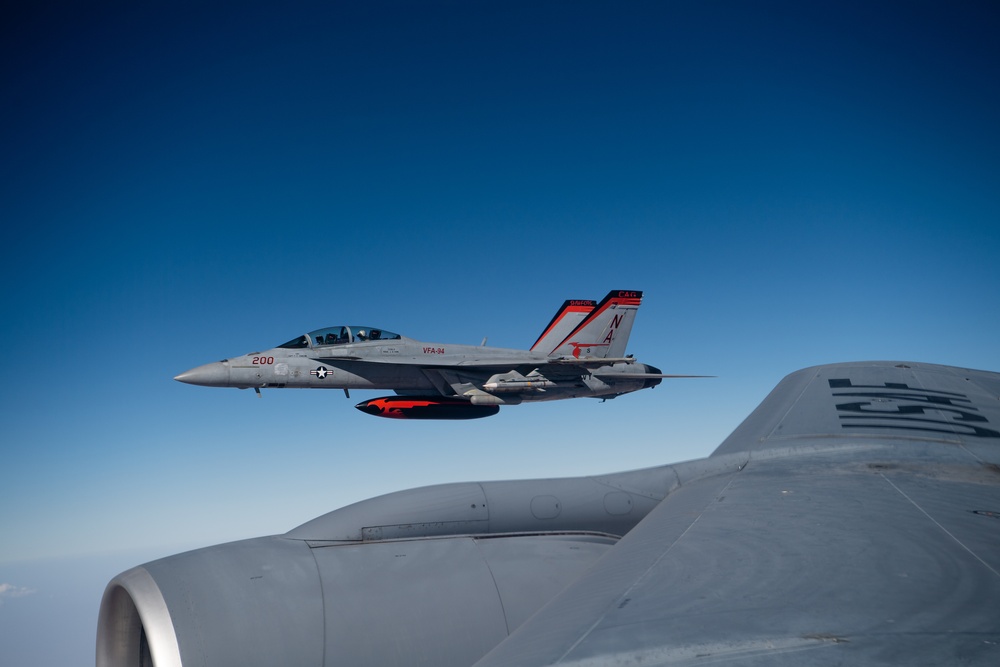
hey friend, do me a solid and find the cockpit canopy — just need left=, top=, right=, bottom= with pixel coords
left=278, top=326, right=401, bottom=349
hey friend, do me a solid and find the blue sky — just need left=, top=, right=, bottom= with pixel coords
left=2, top=2, right=999, bottom=665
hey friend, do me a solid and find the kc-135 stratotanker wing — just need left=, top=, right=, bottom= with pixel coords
left=175, top=290, right=703, bottom=419
left=100, top=361, right=1000, bottom=666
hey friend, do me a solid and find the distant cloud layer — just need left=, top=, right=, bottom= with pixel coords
left=0, top=583, right=35, bottom=603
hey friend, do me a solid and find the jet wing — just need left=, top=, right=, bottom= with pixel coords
left=472, top=361, right=1000, bottom=666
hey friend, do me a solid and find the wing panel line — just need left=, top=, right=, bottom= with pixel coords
left=877, top=472, right=1000, bottom=578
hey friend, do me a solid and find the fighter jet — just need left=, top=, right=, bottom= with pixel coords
left=175, top=290, right=697, bottom=419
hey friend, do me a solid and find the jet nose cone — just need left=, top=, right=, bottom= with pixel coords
left=174, top=360, right=230, bottom=387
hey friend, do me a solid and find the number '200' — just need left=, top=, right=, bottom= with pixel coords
left=252, top=357, right=274, bottom=365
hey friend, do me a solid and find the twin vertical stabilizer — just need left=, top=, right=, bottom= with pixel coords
left=538, top=290, right=644, bottom=359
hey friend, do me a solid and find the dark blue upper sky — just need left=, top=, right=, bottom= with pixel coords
left=2, top=2, right=999, bottom=664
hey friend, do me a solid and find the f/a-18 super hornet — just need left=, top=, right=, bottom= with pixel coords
left=175, top=290, right=698, bottom=419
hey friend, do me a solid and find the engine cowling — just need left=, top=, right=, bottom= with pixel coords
left=97, top=467, right=681, bottom=667
left=97, top=533, right=613, bottom=667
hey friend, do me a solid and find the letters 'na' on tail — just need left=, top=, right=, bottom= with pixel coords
left=530, top=299, right=596, bottom=354
left=547, top=290, right=643, bottom=359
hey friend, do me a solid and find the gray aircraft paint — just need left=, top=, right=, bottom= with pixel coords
left=99, top=361, right=1000, bottom=666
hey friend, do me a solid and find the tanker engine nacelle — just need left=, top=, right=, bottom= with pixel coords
left=97, top=468, right=678, bottom=667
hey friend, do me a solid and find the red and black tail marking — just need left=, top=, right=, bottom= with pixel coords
left=531, top=299, right=596, bottom=353
left=549, top=290, right=644, bottom=359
